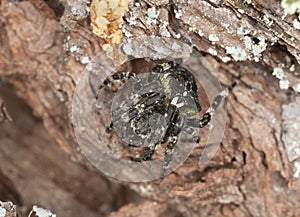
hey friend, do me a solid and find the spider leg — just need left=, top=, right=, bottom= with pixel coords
left=162, top=113, right=184, bottom=176
left=99, top=71, right=137, bottom=132
left=182, top=126, right=200, bottom=143
left=162, top=135, right=178, bottom=175
left=142, top=142, right=160, bottom=161
left=142, top=104, right=178, bottom=161
left=207, top=81, right=237, bottom=115
left=185, top=82, right=237, bottom=128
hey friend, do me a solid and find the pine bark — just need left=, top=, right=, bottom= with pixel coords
left=0, top=0, right=300, bottom=216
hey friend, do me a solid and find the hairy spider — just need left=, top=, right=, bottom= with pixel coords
left=100, top=61, right=236, bottom=174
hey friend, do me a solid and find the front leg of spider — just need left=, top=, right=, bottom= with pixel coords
left=101, top=71, right=136, bottom=132
left=185, top=81, right=237, bottom=128
left=99, top=71, right=136, bottom=90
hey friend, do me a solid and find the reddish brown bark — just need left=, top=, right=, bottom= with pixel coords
left=0, top=0, right=300, bottom=216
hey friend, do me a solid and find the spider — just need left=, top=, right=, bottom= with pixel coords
left=99, top=61, right=236, bottom=174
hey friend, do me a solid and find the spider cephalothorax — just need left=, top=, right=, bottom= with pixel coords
left=101, top=61, right=235, bottom=174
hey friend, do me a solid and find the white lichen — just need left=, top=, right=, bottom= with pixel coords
left=32, top=206, right=56, bottom=217
left=270, top=35, right=279, bottom=44
left=244, top=0, right=252, bottom=4
left=222, top=56, right=231, bottom=63
left=263, top=15, right=273, bottom=26
left=272, top=67, right=285, bottom=79
left=279, top=79, right=290, bottom=90
left=294, top=161, right=300, bottom=178
left=139, top=184, right=153, bottom=193
left=147, top=7, right=158, bottom=18
left=86, top=62, right=94, bottom=72
left=122, top=44, right=133, bottom=58
left=159, top=22, right=171, bottom=37
left=237, top=26, right=251, bottom=35
left=198, top=29, right=204, bottom=37
left=71, top=3, right=89, bottom=19
left=146, top=7, right=159, bottom=24
left=174, top=8, right=183, bottom=19
left=290, top=64, right=295, bottom=72
left=173, top=33, right=181, bottom=39
left=244, top=36, right=252, bottom=50
left=282, top=97, right=300, bottom=161
left=225, top=46, right=248, bottom=61
left=127, top=11, right=137, bottom=25
left=188, top=26, right=196, bottom=32
left=171, top=42, right=181, bottom=50
left=285, top=55, right=292, bottom=64
left=252, top=37, right=267, bottom=61
left=0, top=207, right=6, bottom=217
left=208, top=48, right=217, bottom=56
left=238, top=9, right=245, bottom=14
left=70, top=45, right=80, bottom=53
left=243, top=35, right=267, bottom=62
left=281, top=0, right=300, bottom=15
left=293, top=18, right=300, bottom=29
left=293, top=83, right=300, bottom=93
left=208, top=34, right=219, bottom=42
left=122, top=28, right=133, bottom=37
left=80, top=55, right=90, bottom=64
left=223, top=23, right=230, bottom=31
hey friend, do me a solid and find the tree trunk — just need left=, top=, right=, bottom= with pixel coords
left=0, top=0, right=300, bottom=216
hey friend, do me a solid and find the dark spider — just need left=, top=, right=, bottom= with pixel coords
left=100, top=61, right=236, bottom=174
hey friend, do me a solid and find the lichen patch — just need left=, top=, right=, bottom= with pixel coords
left=208, top=48, right=217, bottom=56
left=0, top=207, right=6, bottom=217
left=294, top=161, right=300, bottom=178
left=243, top=36, right=267, bottom=62
left=282, top=97, right=300, bottom=162
left=208, top=34, right=219, bottom=42
left=279, top=79, right=290, bottom=90
left=293, top=18, right=300, bottom=29
left=31, top=206, right=56, bottom=217
left=281, top=0, right=300, bottom=15
left=225, top=46, right=248, bottom=61
left=273, top=67, right=286, bottom=80
left=293, top=83, right=300, bottom=93
left=272, top=66, right=292, bottom=90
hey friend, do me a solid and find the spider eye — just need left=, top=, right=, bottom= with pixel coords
left=151, top=61, right=179, bottom=73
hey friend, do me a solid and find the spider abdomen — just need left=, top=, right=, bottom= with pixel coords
left=155, top=63, right=202, bottom=116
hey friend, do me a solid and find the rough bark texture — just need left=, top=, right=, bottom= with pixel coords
left=0, top=0, right=300, bottom=217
